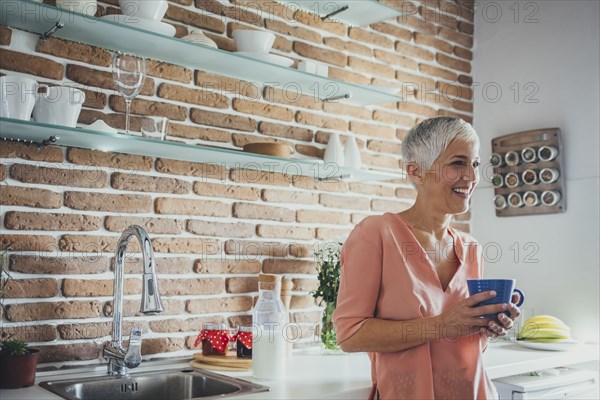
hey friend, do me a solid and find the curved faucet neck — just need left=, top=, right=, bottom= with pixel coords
left=111, top=225, right=163, bottom=347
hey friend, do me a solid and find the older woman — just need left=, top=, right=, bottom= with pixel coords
left=333, top=117, right=521, bottom=399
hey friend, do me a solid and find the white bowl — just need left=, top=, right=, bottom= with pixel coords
left=233, top=30, right=275, bottom=54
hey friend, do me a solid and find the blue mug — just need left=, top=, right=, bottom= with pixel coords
left=467, top=279, right=524, bottom=319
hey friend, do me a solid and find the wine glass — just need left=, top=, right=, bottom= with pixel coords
left=112, top=53, right=146, bottom=135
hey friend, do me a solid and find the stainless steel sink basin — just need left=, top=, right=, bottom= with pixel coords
left=39, top=368, right=270, bottom=400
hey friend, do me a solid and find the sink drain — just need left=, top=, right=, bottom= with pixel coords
left=120, top=382, right=139, bottom=393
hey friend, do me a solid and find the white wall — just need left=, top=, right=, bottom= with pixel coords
left=472, top=0, right=599, bottom=343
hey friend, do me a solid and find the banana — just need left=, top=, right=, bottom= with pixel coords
left=522, top=315, right=570, bottom=331
left=517, top=315, right=572, bottom=342
left=518, top=327, right=571, bottom=340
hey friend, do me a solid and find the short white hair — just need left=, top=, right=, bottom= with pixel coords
left=402, top=117, right=479, bottom=171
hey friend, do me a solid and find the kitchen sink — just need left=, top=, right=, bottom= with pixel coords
left=39, top=368, right=270, bottom=400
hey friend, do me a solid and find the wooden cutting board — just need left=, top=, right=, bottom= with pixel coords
left=190, top=353, right=252, bottom=372
left=189, top=360, right=250, bottom=372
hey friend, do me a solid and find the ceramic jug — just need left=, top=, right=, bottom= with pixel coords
left=33, top=86, right=85, bottom=127
left=0, top=76, right=46, bottom=121
left=324, top=132, right=345, bottom=166
left=344, top=135, right=362, bottom=169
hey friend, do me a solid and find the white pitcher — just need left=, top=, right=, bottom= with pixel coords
left=324, top=132, right=345, bottom=166
left=0, top=76, right=47, bottom=121
left=33, top=86, right=85, bottom=127
left=344, top=135, right=362, bottom=169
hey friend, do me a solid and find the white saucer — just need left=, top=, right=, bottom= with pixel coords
left=100, top=15, right=176, bottom=37
left=83, top=120, right=118, bottom=134
left=516, top=340, right=580, bottom=351
left=234, top=52, right=293, bottom=67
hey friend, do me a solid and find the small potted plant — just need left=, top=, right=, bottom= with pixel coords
left=311, top=243, right=342, bottom=351
left=0, top=251, right=40, bottom=389
left=0, top=339, right=40, bottom=388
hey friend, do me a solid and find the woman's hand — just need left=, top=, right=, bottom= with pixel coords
left=438, top=290, right=508, bottom=339
left=481, top=293, right=522, bottom=339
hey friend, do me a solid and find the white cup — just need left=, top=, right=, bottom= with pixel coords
left=118, top=0, right=168, bottom=21
left=233, top=30, right=276, bottom=53
left=33, top=86, right=85, bottom=127
left=0, top=76, right=46, bottom=121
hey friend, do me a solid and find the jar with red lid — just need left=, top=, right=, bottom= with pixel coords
left=236, top=326, right=253, bottom=359
left=193, top=323, right=233, bottom=356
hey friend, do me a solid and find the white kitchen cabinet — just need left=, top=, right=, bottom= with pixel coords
left=494, top=368, right=599, bottom=399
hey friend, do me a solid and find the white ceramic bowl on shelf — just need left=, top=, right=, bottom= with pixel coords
left=232, top=30, right=276, bottom=54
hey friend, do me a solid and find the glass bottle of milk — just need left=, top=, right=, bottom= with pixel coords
left=252, top=274, right=287, bottom=380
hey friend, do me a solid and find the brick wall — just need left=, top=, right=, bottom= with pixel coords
left=0, top=0, right=474, bottom=366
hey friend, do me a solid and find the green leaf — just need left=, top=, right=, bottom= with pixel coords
left=0, top=339, right=29, bottom=356
left=310, top=243, right=342, bottom=305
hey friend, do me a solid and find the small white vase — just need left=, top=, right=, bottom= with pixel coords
left=344, top=135, right=362, bottom=169
left=324, top=132, right=344, bottom=166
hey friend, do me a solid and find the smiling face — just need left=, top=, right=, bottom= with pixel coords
left=410, top=139, right=481, bottom=215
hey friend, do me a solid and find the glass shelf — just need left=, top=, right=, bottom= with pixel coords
left=0, top=0, right=404, bottom=106
left=0, top=118, right=404, bottom=182
left=275, top=0, right=403, bottom=27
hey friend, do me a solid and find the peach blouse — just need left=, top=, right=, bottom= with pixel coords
left=333, top=213, right=498, bottom=399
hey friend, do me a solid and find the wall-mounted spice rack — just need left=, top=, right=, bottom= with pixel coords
left=491, top=128, right=566, bottom=217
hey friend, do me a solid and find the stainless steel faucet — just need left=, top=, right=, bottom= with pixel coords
left=103, top=225, right=163, bottom=376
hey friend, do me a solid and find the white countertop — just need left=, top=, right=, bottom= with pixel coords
left=1, top=342, right=598, bottom=400
left=484, top=341, right=599, bottom=379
